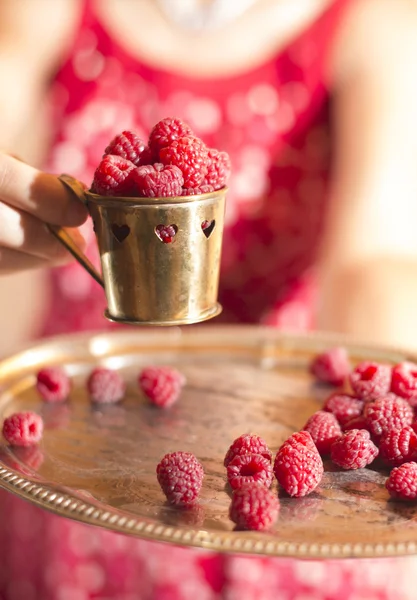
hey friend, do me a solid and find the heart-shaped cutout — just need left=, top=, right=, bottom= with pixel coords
left=155, top=224, right=178, bottom=244
left=111, top=224, right=130, bottom=243
left=201, top=220, right=215, bottom=238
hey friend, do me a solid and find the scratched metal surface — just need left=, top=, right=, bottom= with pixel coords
left=0, top=326, right=414, bottom=559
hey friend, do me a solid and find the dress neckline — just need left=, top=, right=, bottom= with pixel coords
left=79, top=0, right=352, bottom=84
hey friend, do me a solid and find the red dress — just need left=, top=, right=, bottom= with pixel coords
left=0, top=2, right=413, bottom=599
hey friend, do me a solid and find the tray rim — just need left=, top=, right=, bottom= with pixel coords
left=0, top=325, right=416, bottom=560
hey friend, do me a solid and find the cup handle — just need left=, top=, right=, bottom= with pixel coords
left=46, top=174, right=104, bottom=288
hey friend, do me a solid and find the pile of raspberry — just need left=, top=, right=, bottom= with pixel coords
left=310, top=347, right=417, bottom=501
left=91, top=117, right=231, bottom=198
left=157, top=429, right=322, bottom=531
left=8, top=348, right=417, bottom=535
left=2, top=365, right=185, bottom=448
left=157, top=350, right=417, bottom=533
left=35, top=364, right=185, bottom=407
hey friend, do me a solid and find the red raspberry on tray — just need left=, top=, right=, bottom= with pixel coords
left=224, top=433, right=272, bottom=467
left=330, top=429, right=378, bottom=470
left=138, top=366, right=185, bottom=408
left=156, top=451, right=204, bottom=506
left=273, top=431, right=323, bottom=497
left=379, top=425, right=417, bottom=467
left=302, top=410, right=342, bottom=455
left=391, top=362, right=417, bottom=406
left=130, top=164, right=184, bottom=197
left=87, top=367, right=126, bottom=404
left=226, top=454, right=273, bottom=490
left=104, top=130, right=149, bottom=166
left=323, top=393, right=364, bottom=428
left=310, top=346, right=350, bottom=386
left=3, top=412, right=43, bottom=447
left=349, top=361, right=392, bottom=402
left=36, top=366, right=71, bottom=403
left=203, top=148, right=231, bottom=191
left=91, top=155, right=135, bottom=196
left=386, top=462, right=417, bottom=500
left=149, top=117, right=194, bottom=158
left=229, top=484, right=280, bottom=531
left=364, top=394, right=413, bottom=441
left=160, top=136, right=209, bottom=188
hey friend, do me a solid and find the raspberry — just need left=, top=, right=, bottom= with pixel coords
left=323, top=393, right=364, bottom=428
left=201, top=220, right=214, bottom=231
left=224, top=434, right=272, bottom=467
left=229, top=484, right=280, bottom=531
left=137, top=146, right=153, bottom=166
left=36, top=367, right=71, bottom=403
left=202, top=148, right=231, bottom=191
left=156, top=451, right=203, bottom=506
left=182, top=185, right=215, bottom=196
left=386, top=462, right=417, bottom=500
left=155, top=224, right=177, bottom=244
left=310, top=347, right=350, bottom=386
left=160, top=136, right=209, bottom=188
left=91, top=155, right=135, bottom=196
left=273, top=431, right=323, bottom=497
left=391, top=362, right=417, bottom=406
left=343, top=415, right=369, bottom=432
left=302, top=411, right=342, bottom=455
left=3, top=412, right=43, bottom=447
left=87, top=368, right=126, bottom=404
left=330, top=429, right=378, bottom=469
left=138, top=366, right=185, bottom=408
left=349, top=361, right=392, bottom=402
left=364, top=395, right=413, bottom=441
left=379, top=426, right=417, bottom=467
left=104, top=130, right=148, bottom=166
left=130, top=163, right=184, bottom=198
left=226, top=454, right=273, bottom=490
left=149, top=117, right=193, bottom=158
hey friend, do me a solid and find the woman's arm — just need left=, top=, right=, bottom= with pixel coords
left=318, top=0, right=417, bottom=350
left=0, top=0, right=81, bottom=160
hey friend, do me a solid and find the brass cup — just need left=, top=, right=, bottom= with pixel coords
left=48, top=175, right=226, bottom=326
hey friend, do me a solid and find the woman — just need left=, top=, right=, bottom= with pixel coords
left=0, top=0, right=416, bottom=597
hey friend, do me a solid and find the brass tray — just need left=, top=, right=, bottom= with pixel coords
left=0, top=326, right=415, bottom=560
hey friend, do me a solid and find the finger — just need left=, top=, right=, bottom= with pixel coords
left=0, top=246, right=71, bottom=274
left=0, top=154, right=88, bottom=227
left=0, top=202, right=87, bottom=261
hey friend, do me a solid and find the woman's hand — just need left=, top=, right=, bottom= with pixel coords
left=0, top=153, right=88, bottom=273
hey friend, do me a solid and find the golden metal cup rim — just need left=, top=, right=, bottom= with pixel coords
left=85, top=186, right=228, bottom=205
